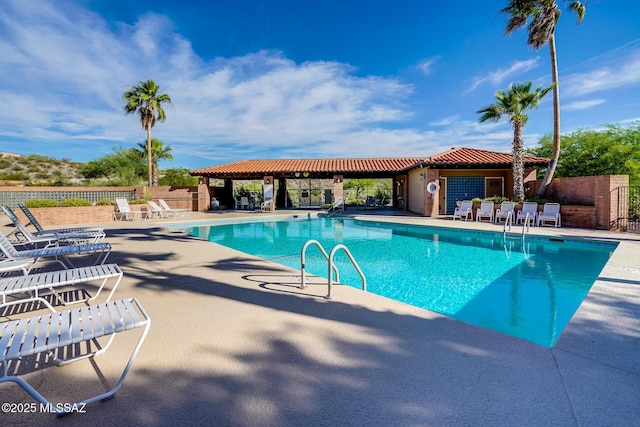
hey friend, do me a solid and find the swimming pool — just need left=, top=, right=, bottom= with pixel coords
left=175, top=217, right=616, bottom=347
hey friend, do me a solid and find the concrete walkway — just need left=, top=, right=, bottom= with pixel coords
left=1, top=211, right=639, bottom=426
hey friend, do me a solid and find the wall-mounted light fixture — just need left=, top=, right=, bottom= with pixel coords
left=265, top=178, right=271, bottom=184
left=419, top=173, right=425, bottom=181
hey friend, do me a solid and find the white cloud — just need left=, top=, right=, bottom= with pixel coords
left=416, top=56, right=440, bottom=75
left=466, top=58, right=540, bottom=93
left=563, top=99, right=606, bottom=111
left=564, top=50, right=640, bottom=97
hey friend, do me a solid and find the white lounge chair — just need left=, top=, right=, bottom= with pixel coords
left=158, top=199, right=189, bottom=217
left=113, top=198, right=148, bottom=221
left=18, top=204, right=104, bottom=235
left=3, top=206, right=105, bottom=245
left=0, top=297, right=150, bottom=416
left=146, top=200, right=166, bottom=219
left=0, top=263, right=123, bottom=310
left=476, top=201, right=495, bottom=223
left=0, top=231, right=111, bottom=270
left=537, top=202, right=562, bottom=227
left=516, top=202, right=538, bottom=226
left=452, top=200, right=473, bottom=221
left=494, top=201, right=515, bottom=224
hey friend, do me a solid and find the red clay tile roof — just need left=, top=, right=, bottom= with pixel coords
left=190, top=148, right=550, bottom=177
left=419, top=147, right=549, bottom=168
left=191, top=158, right=422, bottom=177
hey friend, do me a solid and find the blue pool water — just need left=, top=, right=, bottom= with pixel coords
left=175, top=217, right=616, bottom=347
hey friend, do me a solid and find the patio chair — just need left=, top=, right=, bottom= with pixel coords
left=476, top=201, right=495, bottom=223
left=516, top=202, right=538, bottom=226
left=240, top=196, right=250, bottom=210
left=494, top=201, right=515, bottom=225
left=365, top=196, right=376, bottom=209
left=146, top=200, right=167, bottom=219
left=0, top=231, right=111, bottom=270
left=452, top=200, right=473, bottom=221
left=0, top=263, right=123, bottom=311
left=3, top=206, right=105, bottom=245
left=158, top=199, right=189, bottom=217
left=537, top=203, right=562, bottom=227
left=261, top=199, right=272, bottom=212
left=17, top=204, right=104, bottom=235
left=233, top=196, right=240, bottom=210
left=113, top=198, right=148, bottom=221
left=0, top=297, right=150, bottom=417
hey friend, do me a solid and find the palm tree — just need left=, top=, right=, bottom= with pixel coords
left=501, top=0, right=586, bottom=198
left=135, top=138, right=174, bottom=186
left=123, top=79, right=173, bottom=186
left=477, top=82, right=553, bottom=202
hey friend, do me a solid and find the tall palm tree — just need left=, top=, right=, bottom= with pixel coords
left=135, top=138, right=174, bottom=186
left=123, top=79, right=173, bottom=186
left=501, top=0, right=586, bottom=198
left=477, top=82, right=553, bottom=202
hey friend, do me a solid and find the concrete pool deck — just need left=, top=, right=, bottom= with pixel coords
left=1, top=210, right=639, bottom=426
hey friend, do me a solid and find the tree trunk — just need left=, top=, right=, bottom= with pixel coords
left=146, top=126, right=153, bottom=186
left=536, top=34, right=561, bottom=198
left=152, top=162, right=158, bottom=186
left=513, top=121, right=525, bottom=203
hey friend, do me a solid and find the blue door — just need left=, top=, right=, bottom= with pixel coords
left=445, top=177, right=485, bottom=214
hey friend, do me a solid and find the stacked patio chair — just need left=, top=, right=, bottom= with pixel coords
left=0, top=212, right=150, bottom=417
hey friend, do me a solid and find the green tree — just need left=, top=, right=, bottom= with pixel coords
left=527, top=124, right=640, bottom=186
left=123, top=79, right=173, bottom=186
left=158, top=168, right=199, bottom=186
left=477, top=82, right=552, bottom=202
left=81, top=148, right=146, bottom=186
left=135, top=138, right=174, bottom=186
left=501, top=0, right=587, bottom=198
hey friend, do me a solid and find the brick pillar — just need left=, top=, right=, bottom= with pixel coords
left=333, top=175, right=344, bottom=201
left=197, top=183, right=209, bottom=211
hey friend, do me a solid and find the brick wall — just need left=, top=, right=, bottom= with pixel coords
left=530, top=175, right=629, bottom=230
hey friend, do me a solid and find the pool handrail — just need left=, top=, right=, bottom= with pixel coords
left=300, top=239, right=339, bottom=289
left=326, top=244, right=366, bottom=300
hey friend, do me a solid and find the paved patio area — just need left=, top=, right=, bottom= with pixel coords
left=1, top=210, right=639, bottom=426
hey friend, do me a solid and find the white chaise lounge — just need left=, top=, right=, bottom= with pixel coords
left=0, top=297, right=150, bottom=416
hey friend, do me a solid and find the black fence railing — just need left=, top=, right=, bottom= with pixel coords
left=613, top=186, right=640, bottom=232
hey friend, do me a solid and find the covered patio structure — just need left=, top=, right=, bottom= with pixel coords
left=190, top=148, right=550, bottom=216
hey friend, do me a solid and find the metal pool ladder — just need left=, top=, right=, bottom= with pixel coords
left=299, top=239, right=367, bottom=299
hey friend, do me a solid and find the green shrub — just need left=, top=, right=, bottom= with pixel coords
left=129, top=199, right=148, bottom=205
left=60, top=198, right=91, bottom=207
left=23, top=199, right=60, bottom=208
left=95, top=199, right=114, bottom=206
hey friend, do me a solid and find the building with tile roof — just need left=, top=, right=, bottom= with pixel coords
left=191, top=147, right=549, bottom=216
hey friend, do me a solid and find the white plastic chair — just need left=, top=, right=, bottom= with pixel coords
left=494, top=201, right=515, bottom=224
left=537, top=203, right=562, bottom=227
left=146, top=200, right=167, bottom=218
left=516, top=202, right=538, bottom=226
left=158, top=199, right=189, bottom=217
left=113, top=198, right=147, bottom=221
left=240, top=197, right=250, bottom=210
left=476, top=201, right=495, bottom=223
left=452, top=200, right=473, bottom=221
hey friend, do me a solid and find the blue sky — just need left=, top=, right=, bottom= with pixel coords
left=0, top=0, right=639, bottom=171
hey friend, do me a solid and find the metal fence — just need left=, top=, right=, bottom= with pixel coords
left=0, top=189, right=137, bottom=208
left=613, top=186, right=640, bottom=232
